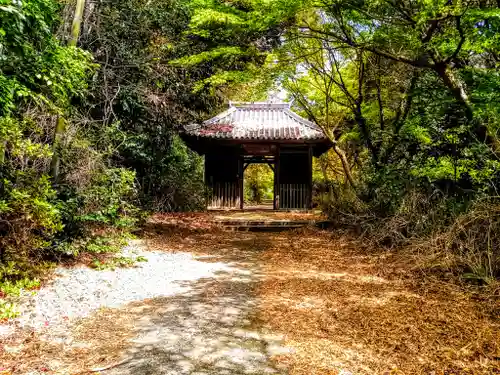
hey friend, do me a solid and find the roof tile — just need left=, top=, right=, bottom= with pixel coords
left=184, top=102, right=327, bottom=141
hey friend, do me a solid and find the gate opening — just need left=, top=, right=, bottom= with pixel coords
left=243, top=163, right=274, bottom=210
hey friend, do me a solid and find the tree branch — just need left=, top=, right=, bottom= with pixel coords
left=303, top=24, right=433, bottom=68
left=445, top=15, right=466, bottom=63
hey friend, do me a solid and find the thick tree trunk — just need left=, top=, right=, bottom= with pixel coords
left=332, top=143, right=356, bottom=190
left=434, top=64, right=473, bottom=121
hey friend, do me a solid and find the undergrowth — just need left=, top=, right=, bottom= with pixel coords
left=321, top=184, right=500, bottom=286
left=91, top=255, right=147, bottom=271
left=0, top=233, right=145, bottom=320
left=416, top=198, right=500, bottom=284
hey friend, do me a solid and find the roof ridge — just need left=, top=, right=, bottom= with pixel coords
left=230, top=101, right=290, bottom=109
left=183, top=102, right=329, bottom=142
left=203, top=106, right=237, bottom=125
left=283, top=108, right=323, bottom=132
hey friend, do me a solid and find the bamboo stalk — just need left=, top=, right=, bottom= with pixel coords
left=50, top=0, right=86, bottom=180
left=0, top=140, right=6, bottom=164
left=69, top=0, right=86, bottom=47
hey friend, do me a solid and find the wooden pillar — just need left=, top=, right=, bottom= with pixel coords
left=274, top=145, right=280, bottom=210
left=307, top=145, right=313, bottom=210
left=239, top=156, right=244, bottom=209
left=204, top=155, right=212, bottom=209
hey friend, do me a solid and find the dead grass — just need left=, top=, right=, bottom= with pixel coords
left=143, top=214, right=500, bottom=374
left=257, top=229, right=500, bottom=374
left=0, top=307, right=136, bottom=374
left=2, top=212, right=499, bottom=374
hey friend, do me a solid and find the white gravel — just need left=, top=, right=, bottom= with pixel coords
left=5, top=240, right=233, bottom=336
left=1, top=237, right=294, bottom=374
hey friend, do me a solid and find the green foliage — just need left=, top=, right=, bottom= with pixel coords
left=276, top=0, right=500, bottom=209
left=0, top=301, right=19, bottom=320
left=79, top=0, right=217, bottom=211
left=1, top=0, right=499, bottom=311
left=0, top=174, right=63, bottom=263
left=75, top=168, right=138, bottom=227
left=0, top=278, right=40, bottom=297
left=172, top=0, right=297, bottom=94
left=244, top=164, right=274, bottom=204
left=0, top=0, right=142, bottom=300
left=84, top=235, right=128, bottom=254
left=239, top=0, right=500, bottom=283
left=90, top=254, right=148, bottom=271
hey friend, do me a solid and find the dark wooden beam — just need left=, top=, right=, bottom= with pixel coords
left=308, top=145, right=313, bottom=210
left=239, top=156, right=244, bottom=209
left=275, top=146, right=280, bottom=210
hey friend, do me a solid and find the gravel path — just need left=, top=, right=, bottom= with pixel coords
left=1, top=237, right=290, bottom=374
left=14, top=241, right=232, bottom=332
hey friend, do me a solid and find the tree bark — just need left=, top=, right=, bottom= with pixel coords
left=0, top=141, right=5, bottom=165
left=332, top=143, right=356, bottom=190
left=434, top=64, right=473, bottom=121
left=51, top=0, right=86, bottom=180
left=355, top=111, right=379, bottom=166
left=69, top=0, right=86, bottom=47
left=50, top=116, right=66, bottom=180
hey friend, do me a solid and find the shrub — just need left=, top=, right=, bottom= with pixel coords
left=421, top=198, right=500, bottom=284
left=0, top=173, right=63, bottom=268
left=75, top=168, right=139, bottom=229
left=315, top=181, right=367, bottom=218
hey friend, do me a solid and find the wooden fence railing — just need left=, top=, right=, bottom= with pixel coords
left=208, top=181, right=240, bottom=209
left=278, top=183, right=309, bottom=209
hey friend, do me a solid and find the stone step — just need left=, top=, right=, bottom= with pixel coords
left=216, top=219, right=330, bottom=232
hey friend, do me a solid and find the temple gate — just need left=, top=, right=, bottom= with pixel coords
left=182, top=102, right=332, bottom=210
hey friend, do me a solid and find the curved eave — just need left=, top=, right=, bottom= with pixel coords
left=181, top=131, right=333, bottom=157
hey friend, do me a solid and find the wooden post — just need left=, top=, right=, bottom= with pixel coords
left=239, top=156, right=244, bottom=209
left=275, top=146, right=280, bottom=210
left=308, top=145, right=313, bottom=210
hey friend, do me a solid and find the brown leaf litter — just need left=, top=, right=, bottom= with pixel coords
left=2, top=212, right=499, bottom=375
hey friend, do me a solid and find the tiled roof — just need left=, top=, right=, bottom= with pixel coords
left=184, top=102, right=327, bottom=141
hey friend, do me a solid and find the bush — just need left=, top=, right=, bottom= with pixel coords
left=321, top=181, right=500, bottom=284
left=315, top=181, right=367, bottom=218
left=421, top=198, right=500, bottom=284
left=55, top=167, right=141, bottom=256
left=75, top=168, right=138, bottom=228
left=0, top=173, right=63, bottom=267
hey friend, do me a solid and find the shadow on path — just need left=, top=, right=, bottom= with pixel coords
left=106, top=233, right=288, bottom=375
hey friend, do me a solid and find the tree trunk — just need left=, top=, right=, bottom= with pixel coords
left=435, top=64, right=500, bottom=149
left=0, top=141, right=5, bottom=164
left=69, top=0, right=86, bottom=47
left=332, top=143, right=356, bottom=190
left=51, top=0, right=86, bottom=180
left=354, top=105, right=379, bottom=166
left=50, top=116, right=66, bottom=180
left=434, top=64, right=473, bottom=121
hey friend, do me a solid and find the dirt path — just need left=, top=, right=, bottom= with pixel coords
left=2, top=212, right=499, bottom=374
